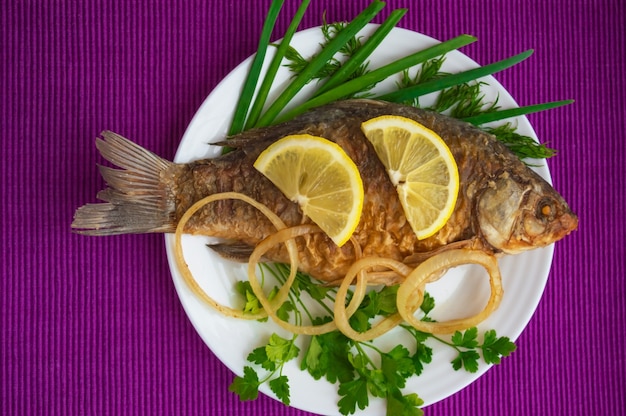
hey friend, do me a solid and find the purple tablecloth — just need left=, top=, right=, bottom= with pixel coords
left=2, top=0, right=624, bottom=415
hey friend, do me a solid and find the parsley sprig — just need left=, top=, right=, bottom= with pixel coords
left=229, top=267, right=516, bottom=416
left=229, top=333, right=300, bottom=404
left=301, top=287, right=433, bottom=415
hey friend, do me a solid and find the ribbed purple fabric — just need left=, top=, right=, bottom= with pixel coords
left=2, top=0, right=624, bottom=415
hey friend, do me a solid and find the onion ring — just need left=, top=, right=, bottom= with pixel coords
left=174, top=192, right=298, bottom=320
left=334, top=257, right=413, bottom=342
left=246, top=224, right=339, bottom=335
left=396, top=249, right=503, bottom=334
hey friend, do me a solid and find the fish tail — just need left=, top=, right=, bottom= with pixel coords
left=72, top=131, right=177, bottom=235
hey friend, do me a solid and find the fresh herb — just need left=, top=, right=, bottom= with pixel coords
left=229, top=266, right=516, bottom=416
left=376, top=50, right=534, bottom=103
left=243, top=0, right=313, bottom=130
left=276, top=30, right=565, bottom=160
left=392, top=61, right=567, bottom=159
left=229, top=333, right=300, bottom=404
left=231, top=0, right=570, bottom=160
left=235, top=281, right=265, bottom=316
left=228, top=0, right=285, bottom=135
left=313, top=9, right=407, bottom=96
left=276, top=34, right=476, bottom=124
left=401, top=327, right=517, bottom=373
left=485, top=122, right=557, bottom=160
left=287, top=19, right=369, bottom=83
left=461, top=99, right=574, bottom=126
left=428, top=82, right=499, bottom=118
left=304, top=287, right=434, bottom=416
left=397, top=56, right=448, bottom=107
left=282, top=44, right=339, bottom=80
left=280, top=12, right=405, bottom=96
left=255, top=0, right=387, bottom=127
left=480, top=329, right=518, bottom=364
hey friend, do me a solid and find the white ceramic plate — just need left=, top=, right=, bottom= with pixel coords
left=164, top=25, right=553, bottom=415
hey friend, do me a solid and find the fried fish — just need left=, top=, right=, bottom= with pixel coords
left=72, top=99, right=578, bottom=284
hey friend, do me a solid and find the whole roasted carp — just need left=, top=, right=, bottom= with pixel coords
left=72, top=99, right=577, bottom=284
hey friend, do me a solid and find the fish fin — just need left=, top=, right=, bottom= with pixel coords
left=72, top=131, right=177, bottom=235
left=213, top=136, right=269, bottom=152
left=207, top=242, right=255, bottom=262
left=213, top=139, right=244, bottom=148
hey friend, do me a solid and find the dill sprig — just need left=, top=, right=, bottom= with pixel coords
left=428, top=82, right=500, bottom=118
left=282, top=44, right=339, bottom=80
left=486, top=123, right=556, bottom=159
left=314, top=9, right=407, bottom=96
left=280, top=18, right=375, bottom=87
left=397, top=56, right=448, bottom=107
left=322, top=21, right=362, bottom=57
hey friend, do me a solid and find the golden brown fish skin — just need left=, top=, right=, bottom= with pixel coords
left=72, top=99, right=578, bottom=284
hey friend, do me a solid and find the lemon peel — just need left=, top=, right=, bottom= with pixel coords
left=361, top=115, right=459, bottom=240
left=254, top=134, right=364, bottom=247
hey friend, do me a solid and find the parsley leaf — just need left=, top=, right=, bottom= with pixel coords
left=302, top=330, right=354, bottom=383
left=321, top=339, right=355, bottom=383
left=247, top=345, right=276, bottom=371
left=233, top=333, right=300, bottom=406
left=451, top=350, right=481, bottom=373
left=419, top=292, right=436, bottom=315
left=379, top=286, right=399, bottom=315
left=386, top=389, right=424, bottom=416
left=349, top=309, right=372, bottom=332
left=382, top=345, right=416, bottom=389
left=266, top=333, right=300, bottom=363
left=275, top=300, right=295, bottom=321
left=481, top=329, right=517, bottom=364
left=269, top=375, right=291, bottom=405
left=365, top=368, right=387, bottom=398
left=228, top=366, right=260, bottom=401
left=411, top=340, right=433, bottom=376
left=451, top=327, right=479, bottom=349
left=301, top=335, right=324, bottom=377
left=448, top=327, right=516, bottom=373
left=338, top=377, right=369, bottom=415
left=235, top=281, right=263, bottom=315
left=299, top=276, right=331, bottom=300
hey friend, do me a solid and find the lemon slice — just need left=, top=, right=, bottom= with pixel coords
left=253, top=134, right=364, bottom=247
left=361, top=115, right=459, bottom=240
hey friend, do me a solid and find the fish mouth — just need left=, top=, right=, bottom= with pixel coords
left=555, top=211, right=579, bottom=239
left=530, top=210, right=579, bottom=250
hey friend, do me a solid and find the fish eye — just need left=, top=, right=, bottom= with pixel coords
left=536, top=198, right=556, bottom=222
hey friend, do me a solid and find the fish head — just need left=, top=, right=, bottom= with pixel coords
left=476, top=171, right=578, bottom=254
